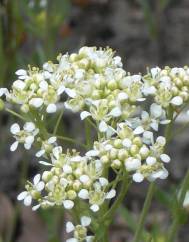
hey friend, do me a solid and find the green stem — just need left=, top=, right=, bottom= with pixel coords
left=5, top=108, right=26, bottom=121
left=103, top=174, right=131, bottom=222
left=167, top=170, right=189, bottom=242
left=132, top=182, right=156, bottom=242
left=85, top=119, right=92, bottom=149
left=53, top=109, right=64, bottom=135
left=56, top=135, right=87, bottom=149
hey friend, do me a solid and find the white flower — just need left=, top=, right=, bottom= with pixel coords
left=17, top=191, right=32, bottom=206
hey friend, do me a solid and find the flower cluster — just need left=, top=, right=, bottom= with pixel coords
left=2, top=46, right=188, bottom=241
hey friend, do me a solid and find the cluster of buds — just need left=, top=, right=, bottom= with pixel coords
left=87, top=123, right=170, bottom=183
left=143, top=66, right=189, bottom=107
left=2, top=46, right=188, bottom=241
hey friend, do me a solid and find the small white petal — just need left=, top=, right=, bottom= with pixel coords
left=151, top=67, right=161, bottom=78
left=17, top=191, right=27, bottom=201
left=57, top=85, right=65, bottom=95
left=109, top=107, right=122, bottom=117
left=99, top=121, right=108, bottom=132
left=150, top=103, right=162, bottom=118
left=33, top=174, right=41, bottom=185
left=39, top=160, right=53, bottom=166
left=46, top=104, right=57, bottom=113
left=13, top=80, right=26, bottom=90
left=63, top=200, right=74, bottom=209
left=133, top=126, right=144, bottom=135
left=133, top=173, right=144, bottom=183
left=118, top=92, right=128, bottom=101
left=10, top=141, right=19, bottom=152
left=86, top=150, right=99, bottom=157
left=86, top=236, right=94, bottom=242
left=156, top=136, right=166, bottom=146
left=10, top=123, right=20, bottom=134
left=48, top=136, right=57, bottom=144
left=24, top=122, right=35, bottom=132
left=150, top=121, right=158, bottom=131
left=160, top=169, right=169, bottom=179
left=15, top=69, right=27, bottom=76
left=24, top=195, right=32, bottom=206
left=24, top=142, right=32, bottom=150
left=36, top=181, right=45, bottom=191
left=32, top=204, right=41, bottom=211
left=66, top=238, right=78, bottom=242
left=90, top=204, right=99, bottom=212
left=29, top=98, right=43, bottom=108
left=36, top=149, right=45, bottom=157
left=66, top=222, right=75, bottom=233
left=25, top=135, right=34, bottom=145
left=81, top=216, right=91, bottom=227
left=146, top=156, right=157, bottom=165
left=99, top=177, right=108, bottom=187
left=70, top=156, right=82, bottom=162
left=171, top=96, right=183, bottom=106
left=65, top=88, right=76, bottom=98
left=137, top=98, right=146, bottom=102
left=80, top=111, right=91, bottom=120
left=78, top=189, right=89, bottom=199
left=80, top=175, right=90, bottom=183
left=160, top=154, right=171, bottom=163
left=106, top=189, right=116, bottom=199
left=39, top=81, right=48, bottom=91
left=0, top=88, right=8, bottom=97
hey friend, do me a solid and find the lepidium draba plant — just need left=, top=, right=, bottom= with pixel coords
left=0, top=46, right=189, bottom=242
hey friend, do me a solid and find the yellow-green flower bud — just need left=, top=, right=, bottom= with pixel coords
left=67, top=190, right=77, bottom=200
left=130, top=145, right=139, bottom=156
left=109, top=148, right=118, bottom=159
left=107, top=80, right=117, bottom=90
left=133, top=137, right=142, bottom=147
left=118, top=149, right=128, bottom=160
left=111, top=159, right=121, bottom=169
left=73, top=180, right=81, bottom=191
left=42, top=171, right=52, bottom=182
left=100, top=155, right=109, bottom=164
left=114, top=139, right=122, bottom=149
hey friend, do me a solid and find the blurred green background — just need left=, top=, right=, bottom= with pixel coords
left=0, top=0, right=189, bottom=242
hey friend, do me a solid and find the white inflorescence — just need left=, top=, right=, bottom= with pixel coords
left=1, top=46, right=189, bottom=240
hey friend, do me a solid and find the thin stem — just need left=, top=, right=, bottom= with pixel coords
left=167, top=170, right=189, bottom=242
left=56, top=135, right=87, bottom=149
left=85, top=119, right=92, bottom=149
left=53, top=109, right=64, bottom=135
left=103, top=174, right=131, bottom=222
left=5, top=108, right=26, bottom=121
left=132, top=182, right=156, bottom=242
